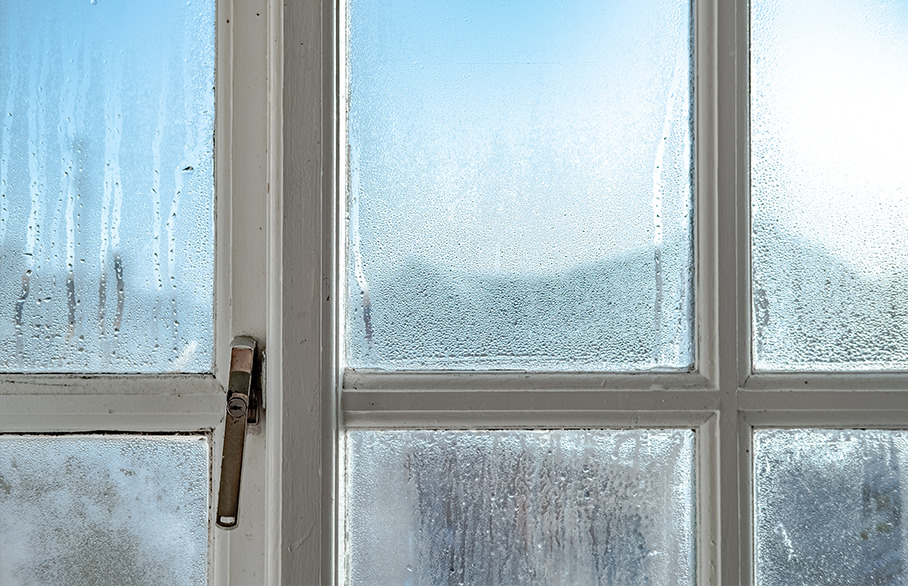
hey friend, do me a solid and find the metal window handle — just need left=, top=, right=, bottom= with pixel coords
left=216, top=336, right=259, bottom=529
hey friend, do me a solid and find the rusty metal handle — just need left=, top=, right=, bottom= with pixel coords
left=216, top=336, right=257, bottom=529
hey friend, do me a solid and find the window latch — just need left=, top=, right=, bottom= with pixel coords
left=216, top=335, right=260, bottom=529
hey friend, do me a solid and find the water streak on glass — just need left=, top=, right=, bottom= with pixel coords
left=346, top=429, right=696, bottom=585
left=346, top=0, right=695, bottom=371
left=0, top=435, right=209, bottom=585
left=751, top=0, right=908, bottom=371
left=754, top=429, right=908, bottom=585
left=0, top=0, right=215, bottom=372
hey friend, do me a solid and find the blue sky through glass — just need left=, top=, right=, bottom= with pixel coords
left=751, top=0, right=908, bottom=370
left=0, top=0, right=215, bottom=372
left=346, top=0, right=694, bottom=370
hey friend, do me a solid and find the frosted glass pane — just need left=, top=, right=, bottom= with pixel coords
left=751, top=0, right=908, bottom=371
left=0, top=435, right=209, bottom=585
left=754, top=430, right=908, bottom=585
left=0, top=1, right=214, bottom=372
left=346, top=429, right=696, bottom=585
left=346, top=0, right=694, bottom=371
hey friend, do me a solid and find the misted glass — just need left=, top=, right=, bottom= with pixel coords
left=345, top=0, right=695, bottom=371
left=0, top=435, right=209, bottom=585
left=0, top=0, right=215, bottom=372
left=751, top=0, right=908, bottom=371
left=754, top=429, right=908, bottom=585
left=346, top=429, right=697, bottom=585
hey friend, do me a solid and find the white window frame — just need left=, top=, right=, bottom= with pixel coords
left=283, top=0, right=723, bottom=583
left=0, top=0, right=284, bottom=583
left=281, top=1, right=908, bottom=584
left=7, top=0, right=905, bottom=583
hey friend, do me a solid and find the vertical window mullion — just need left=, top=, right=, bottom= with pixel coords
left=711, top=0, right=750, bottom=582
left=279, top=1, right=337, bottom=585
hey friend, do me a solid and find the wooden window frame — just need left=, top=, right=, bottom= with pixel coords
left=8, top=0, right=901, bottom=584
left=289, top=1, right=908, bottom=582
left=0, top=0, right=283, bottom=583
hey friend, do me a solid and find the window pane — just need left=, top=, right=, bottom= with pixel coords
left=754, top=429, right=908, bottom=585
left=0, top=435, right=209, bottom=585
left=751, top=0, right=908, bottom=371
left=345, top=0, right=694, bottom=371
left=346, top=429, right=696, bottom=584
left=0, top=1, right=215, bottom=372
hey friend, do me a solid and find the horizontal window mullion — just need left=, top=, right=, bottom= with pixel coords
left=744, top=373, right=908, bottom=392
left=344, top=370, right=714, bottom=392
left=343, top=388, right=720, bottom=423
left=0, top=373, right=222, bottom=396
left=743, top=409, right=908, bottom=428
left=741, top=390, right=908, bottom=414
left=0, top=391, right=222, bottom=432
left=344, top=408, right=716, bottom=430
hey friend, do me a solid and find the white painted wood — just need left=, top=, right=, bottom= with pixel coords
left=744, top=410, right=908, bottom=427
left=284, top=0, right=908, bottom=584
left=325, top=1, right=727, bottom=584
left=281, top=1, right=337, bottom=584
left=698, top=415, right=721, bottom=585
left=694, top=1, right=722, bottom=583
left=214, top=0, right=234, bottom=391
left=740, top=390, right=908, bottom=412
left=696, top=0, right=720, bottom=392
left=219, top=0, right=274, bottom=582
left=344, top=371, right=713, bottom=391
left=343, top=389, right=720, bottom=418
left=0, top=394, right=223, bottom=432
left=345, top=409, right=717, bottom=430
left=263, top=0, right=285, bottom=583
left=745, top=373, right=908, bottom=391
left=715, top=0, right=747, bottom=581
left=738, top=414, right=755, bottom=586
left=211, top=0, right=234, bottom=583
left=0, top=0, right=279, bottom=583
left=320, top=0, right=731, bottom=583
left=12, top=0, right=886, bottom=581
left=0, top=374, right=220, bottom=396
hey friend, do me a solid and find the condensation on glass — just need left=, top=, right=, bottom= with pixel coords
left=345, top=0, right=695, bottom=371
left=0, top=1, right=215, bottom=372
left=0, top=435, right=209, bottom=585
left=751, top=0, right=908, bottom=371
left=754, top=429, right=908, bottom=585
left=346, top=429, right=696, bottom=585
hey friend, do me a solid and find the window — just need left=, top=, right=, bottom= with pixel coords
left=283, top=0, right=908, bottom=584
left=341, top=0, right=698, bottom=582
left=5, top=0, right=908, bottom=583
left=0, top=0, right=280, bottom=583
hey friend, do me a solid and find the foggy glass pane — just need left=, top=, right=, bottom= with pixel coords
left=346, top=0, right=695, bottom=371
left=751, top=0, right=908, bottom=371
left=0, top=1, right=214, bottom=372
left=0, top=435, right=209, bottom=585
left=346, top=429, right=696, bottom=585
left=754, top=429, right=908, bottom=585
